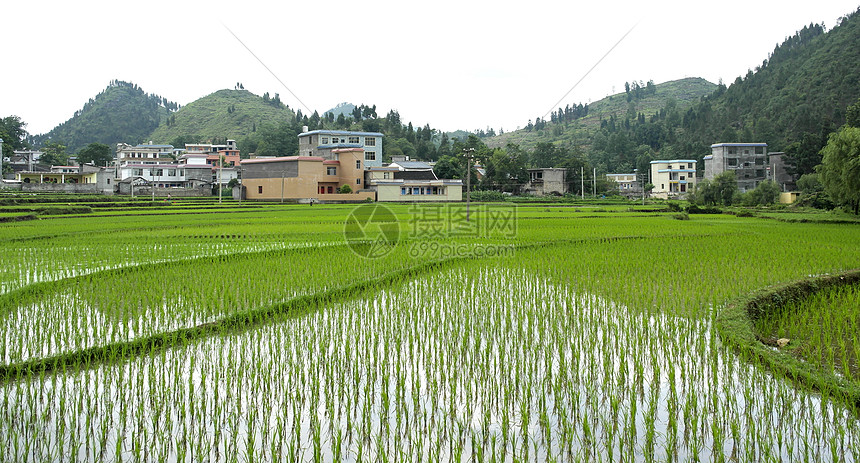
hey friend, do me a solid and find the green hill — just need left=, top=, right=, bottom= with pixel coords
left=483, top=7, right=860, bottom=175
left=33, top=80, right=177, bottom=154
left=485, top=77, right=716, bottom=152
left=146, top=89, right=295, bottom=145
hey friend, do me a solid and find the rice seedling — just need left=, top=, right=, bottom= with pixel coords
left=0, top=203, right=857, bottom=462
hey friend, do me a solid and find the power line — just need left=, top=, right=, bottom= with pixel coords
left=222, top=23, right=314, bottom=118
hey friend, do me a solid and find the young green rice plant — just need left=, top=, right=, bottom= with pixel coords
left=0, top=206, right=859, bottom=462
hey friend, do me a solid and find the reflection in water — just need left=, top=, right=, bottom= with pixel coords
left=0, top=268, right=857, bottom=462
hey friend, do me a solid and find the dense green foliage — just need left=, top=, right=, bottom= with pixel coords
left=32, top=81, right=178, bottom=154
left=75, top=142, right=112, bottom=167
left=818, top=126, right=860, bottom=214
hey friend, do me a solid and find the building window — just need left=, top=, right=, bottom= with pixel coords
left=348, top=136, right=359, bottom=144
left=168, top=169, right=176, bottom=176
left=356, top=178, right=361, bottom=185
left=755, top=146, right=764, bottom=155
left=365, top=137, right=376, bottom=147
left=401, top=187, right=407, bottom=195
left=258, top=185, right=263, bottom=194
left=327, top=186, right=333, bottom=194
left=688, top=163, right=693, bottom=169
left=727, top=158, right=738, bottom=167
left=756, top=169, right=765, bottom=178
left=327, top=166, right=337, bottom=175
left=755, top=158, right=764, bottom=166
left=728, top=148, right=736, bottom=155
left=365, top=151, right=376, bottom=161
left=355, top=160, right=361, bottom=169
left=383, top=172, right=390, bottom=179
left=321, top=137, right=329, bottom=144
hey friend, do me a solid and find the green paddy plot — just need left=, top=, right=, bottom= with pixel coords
left=0, top=201, right=858, bottom=462
left=754, top=282, right=860, bottom=383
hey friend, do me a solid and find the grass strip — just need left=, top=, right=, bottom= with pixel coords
left=716, top=269, right=860, bottom=413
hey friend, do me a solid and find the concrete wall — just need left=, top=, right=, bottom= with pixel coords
left=0, top=182, right=23, bottom=191
left=377, top=184, right=462, bottom=202
left=22, top=183, right=100, bottom=194
left=118, top=184, right=210, bottom=196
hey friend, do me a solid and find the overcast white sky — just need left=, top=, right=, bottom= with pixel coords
left=3, top=1, right=858, bottom=137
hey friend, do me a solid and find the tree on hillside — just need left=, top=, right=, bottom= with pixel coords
left=784, top=131, right=827, bottom=177
left=77, top=143, right=113, bottom=166
left=255, top=120, right=298, bottom=157
left=482, top=144, right=528, bottom=193
left=0, top=116, right=29, bottom=152
left=847, top=97, right=860, bottom=128
left=40, top=141, right=69, bottom=166
left=818, top=126, right=860, bottom=214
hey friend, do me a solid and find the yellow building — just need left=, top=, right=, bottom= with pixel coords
left=16, top=165, right=99, bottom=184
left=240, top=148, right=374, bottom=202
left=650, top=159, right=697, bottom=199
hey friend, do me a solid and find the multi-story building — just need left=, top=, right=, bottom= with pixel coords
left=185, top=140, right=241, bottom=169
left=523, top=168, right=567, bottom=195
left=240, top=148, right=374, bottom=201
left=116, top=142, right=175, bottom=165
left=704, top=143, right=768, bottom=192
left=650, top=159, right=697, bottom=198
left=605, top=172, right=642, bottom=198
left=297, top=129, right=383, bottom=168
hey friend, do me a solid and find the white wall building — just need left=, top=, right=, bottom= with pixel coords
left=650, top=160, right=697, bottom=199
left=297, top=129, right=384, bottom=168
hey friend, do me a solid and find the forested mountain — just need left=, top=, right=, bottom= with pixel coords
left=31, top=80, right=178, bottom=154
left=677, top=8, right=860, bottom=176
left=485, top=77, right=717, bottom=161
left=484, top=7, right=860, bottom=176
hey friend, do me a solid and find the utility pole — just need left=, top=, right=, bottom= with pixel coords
left=463, top=148, right=474, bottom=222
left=580, top=166, right=584, bottom=199
left=238, top=161, right=242, bottom=206
left=0, top=138, right=4, bottom=181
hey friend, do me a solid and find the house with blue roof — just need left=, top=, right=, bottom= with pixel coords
left=297, top=128, right=383, bottom=168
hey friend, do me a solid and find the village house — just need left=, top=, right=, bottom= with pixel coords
left=650, top=159, right=697, bottom=199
